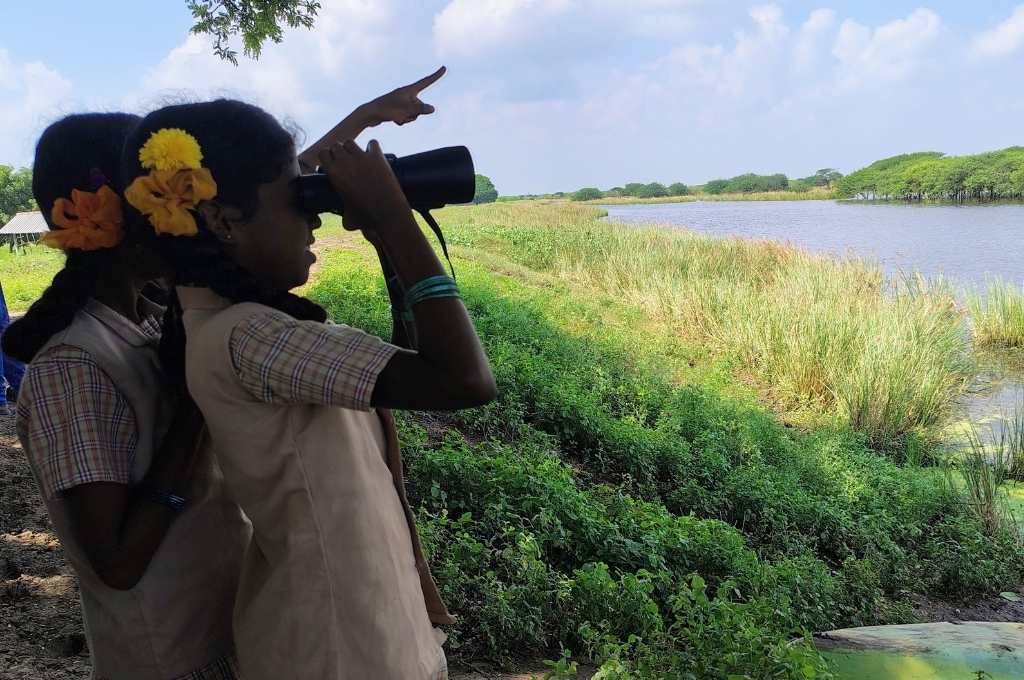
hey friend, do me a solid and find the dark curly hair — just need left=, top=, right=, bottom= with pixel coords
left=2, top=113, right=141, bottom=363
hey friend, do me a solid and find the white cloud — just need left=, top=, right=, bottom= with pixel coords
left=793, top=8, right=836, bottom=73
left=0, top=50, right=72, bottom=165
left=309, top=0, right=397, bottom=76
left=127, top=0, right=407, bottom=124
left=433, top=0, right=575, bottom=58
left=650, top=4, right=789, bottom=100
left=973, top=5, right=1024, bottom=58
left=832, top=8, right=941, bottom=87
left=432, top=0, right=706, bottom=59
left=132, top=34, right=311, bottom=119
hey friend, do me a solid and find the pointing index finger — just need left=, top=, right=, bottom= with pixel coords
left=409, top=66, right=446, bottom=93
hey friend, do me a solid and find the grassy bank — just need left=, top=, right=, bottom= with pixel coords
left=306, top=203, right=1021, bottom=678
left=0, top=245, right=62, bottom=313
left=589, top=187, right=835, bottom=204
left=436, top=202, right=970, bottom=451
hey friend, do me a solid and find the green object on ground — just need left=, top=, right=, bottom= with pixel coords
left=817, top=622, right=1024, bottom=679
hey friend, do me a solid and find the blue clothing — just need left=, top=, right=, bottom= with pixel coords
left=0, top=281, right=24, bottom=400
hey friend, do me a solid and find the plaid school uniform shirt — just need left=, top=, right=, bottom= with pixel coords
left=16, top=310, right=243, bottom=680
left=15, top=312, right=161, bottom=498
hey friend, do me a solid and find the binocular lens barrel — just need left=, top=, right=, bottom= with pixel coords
left=294, top=145, right=477, bottom=216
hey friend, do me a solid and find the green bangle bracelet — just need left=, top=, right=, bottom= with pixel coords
left=406, top=275, right=456, bottom=299
left=406, top=290, right=462, bottom=309
left=406, top=285, right=459, bottom=307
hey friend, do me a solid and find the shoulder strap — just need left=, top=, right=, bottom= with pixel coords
left=415, top=208, right=456, bottom=282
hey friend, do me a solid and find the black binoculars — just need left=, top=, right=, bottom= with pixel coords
left=293, top=146, right=477, bottom=215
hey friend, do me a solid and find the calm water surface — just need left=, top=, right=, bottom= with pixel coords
left=602, top=200, right=1024, bottom=288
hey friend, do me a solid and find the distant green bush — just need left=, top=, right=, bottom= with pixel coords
left=704, top=179, right=730, bottom=194
left=636, top=182, right=668, bottom=198
left=573, top=187, right=604, bottom=201
left=473, top=174, right=499, bottom=204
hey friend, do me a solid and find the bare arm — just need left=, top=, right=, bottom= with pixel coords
left=63, top=396, right=205, bottom=590
left=298, top=106, right=375, bottom=174
left=318, top=139, right=495, bottom=411
left=297, top=67, right=446, bottom=173
left=368, top=236, right=417, bottom=350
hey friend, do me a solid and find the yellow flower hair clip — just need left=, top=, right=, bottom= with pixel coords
left=124, top=128, right=218, bottom=237
left=41, top=184, right=124, bottom=252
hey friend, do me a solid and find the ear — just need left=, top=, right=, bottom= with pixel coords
left=196, top=200, right=244, bottom=245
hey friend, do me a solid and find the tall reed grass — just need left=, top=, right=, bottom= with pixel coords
left=946, top=414, right=1024, bottom=536
left=967, top=279, right=1024, bottom=348
left=439, top=202, right=972, bottom=448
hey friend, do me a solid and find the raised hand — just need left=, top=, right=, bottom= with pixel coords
left=362, top=66, right=447, bottom=127
left=298, top=67, right=448, bottom=173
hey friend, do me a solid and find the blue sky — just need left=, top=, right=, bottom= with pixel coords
left=3, top=1, right=1024, bottom=194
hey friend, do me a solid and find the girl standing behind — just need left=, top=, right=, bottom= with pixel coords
left=5, top=113, right=250, bottom=679
left=121, top=99, right=495, bottom=679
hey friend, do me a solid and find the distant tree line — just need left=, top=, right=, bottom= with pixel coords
left=565, top=169, right=840, bottom=201
left=572, top=182, right=690, bottom=201
left=837, top=147, right=1024, bottom=202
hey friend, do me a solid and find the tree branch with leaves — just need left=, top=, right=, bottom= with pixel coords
left=187, top=0, right=321, bottom=65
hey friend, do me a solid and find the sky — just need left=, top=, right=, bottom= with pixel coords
left=2, top=1, right=1024, bottom=194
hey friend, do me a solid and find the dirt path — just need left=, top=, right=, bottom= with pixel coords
left=1, top=377, right=1021, bottom=679
left=1, top=407, right=90, bottom=679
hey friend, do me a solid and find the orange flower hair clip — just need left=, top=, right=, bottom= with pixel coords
left=41, top=183, right=124, bottom=252
left=124, top=128, right=218, bottom=237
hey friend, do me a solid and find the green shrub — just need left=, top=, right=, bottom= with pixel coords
left=573, top=187, right=604, bottom=201
left=704, top=179, right=729, bottom=194
left=636, top=183, right=668, bottom=198
left=474, top=174, right=499, bottom=204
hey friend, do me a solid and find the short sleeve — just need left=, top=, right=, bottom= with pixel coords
left=15, top=346, right=136, bottom=499
left=228, top=310, right=400, bottom=410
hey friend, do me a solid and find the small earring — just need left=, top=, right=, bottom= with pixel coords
left=225, top=233, right=233, bottom=241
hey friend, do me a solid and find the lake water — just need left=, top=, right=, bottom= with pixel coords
left=602, top=200, right=1024, bottom=289
left=602, top=200, right=1024, bottom=431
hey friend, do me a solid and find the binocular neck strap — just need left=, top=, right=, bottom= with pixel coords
left=416, top=208, right=456, bottom=282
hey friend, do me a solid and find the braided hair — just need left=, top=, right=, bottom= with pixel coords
left=120, top=100, right=327, bottom=374
left=2, top=113, right=140, bottom=363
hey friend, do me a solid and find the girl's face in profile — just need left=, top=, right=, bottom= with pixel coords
left=228, top=156, right=322, bottom=291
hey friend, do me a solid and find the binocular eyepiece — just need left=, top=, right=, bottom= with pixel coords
left=293, top=146, right=477, bottom=215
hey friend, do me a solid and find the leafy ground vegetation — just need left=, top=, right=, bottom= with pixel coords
left=302, top=202, right=1023, bottom=679
left=4, top=202, right=1021, bottom=678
